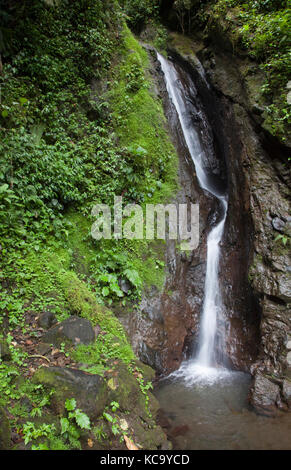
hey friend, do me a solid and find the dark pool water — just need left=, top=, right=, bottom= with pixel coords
left=154, top=362, right=291, bottom=450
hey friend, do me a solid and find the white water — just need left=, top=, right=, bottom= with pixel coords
left=157, top=53, right=228, bottom=380
left=196, top=196, right=227, bottom=367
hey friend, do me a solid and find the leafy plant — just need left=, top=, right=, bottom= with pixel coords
left=22, top=422, right=56, bottom=446
left=103, top=401, right=122, bottom=436
left=274, top=233, right=290, bottom=245
left=118, top=0, right=160, bottom=32
left=59, top=398, right=91, bottom=450
left=93, top=423, right=107, bottom=442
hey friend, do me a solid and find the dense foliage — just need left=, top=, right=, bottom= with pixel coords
left=0, top=0, right=175, bottom=265
left=208, top=0, right=290, bottom=141
left=169, top=0, right=290, bottom=142
left=0, top=0, right=120, bottom=248
left=118, top=0, right=160, bottom=31
left=0, top=0, right=179, bottom=449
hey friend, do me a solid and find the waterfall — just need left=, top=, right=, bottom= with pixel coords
left=196, top=197, right=227, bottom=367
left=157, top=53, right=228, bottom=377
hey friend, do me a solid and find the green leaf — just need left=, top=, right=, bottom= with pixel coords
left=110, top=401, right=119, bottom=412
left=19, top=97, right=28, bottom=105
left=110, top=282, right=124, bottom=297
left=0, top=183, right=9, bottom=191
left=136, top=146, right=147, bottom=156
left=65, top=398, right=77, bottom=411
left=124, top=268, right=142, bottom=288
left=103, top=412, right=114, bottom=423
left=101, top=286, right=110, bottom=297
left=75, top=410, right=91, bottom=430
left=60, top=417, right=70, bottom=434
left=99, top=273, right=111, bottom=283
left=111, top=424, right=120, bottom=435
left=31, top=444, right=49, bottom=450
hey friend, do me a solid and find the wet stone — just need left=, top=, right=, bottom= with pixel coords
left=272, top=217, right=286, bottom=233
left=282, top=380, right=291, bottom=407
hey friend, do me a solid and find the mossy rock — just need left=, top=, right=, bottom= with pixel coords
left=0, top=407, right=11, bottom=450
left=42, top=316, right=95, bottom=347
left=38, top=311, right=57, bottom=330
left=0, top=339, right=11, bottom=361
left=106, top=363, right=140, bottom=411
left=133, top=359, right=156, bottom=385
left=127, top=417, right=171, bottom=450
left=106, top=362, right=159, bottom=422
left=32, top=367, right=107, bottom=419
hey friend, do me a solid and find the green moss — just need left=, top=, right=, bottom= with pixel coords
left=201, top=1, right=290, bottom=145
left=109, top=25, right=178, bottom=203
left=99, top=24, right=178, bottom=294
left=127, top=239, right=166, bottom=291
left=169, top=32, right=200, bottom=56
left=65, top=212, right=95, bottom=276
left=0, top=6, right=175, bottom=450
left=0, top=407, right=12, bottom=450
left=59, top=270, right=135, bottom=365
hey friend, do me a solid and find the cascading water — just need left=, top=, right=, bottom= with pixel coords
left=196, top=197, right=227, bottom=367
left=153, top=54, right=291, bottom=450
left=157, top=52, right=229, bottom=382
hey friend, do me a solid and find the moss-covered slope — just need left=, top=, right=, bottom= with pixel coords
left=0, top=0, right=177, bottom=450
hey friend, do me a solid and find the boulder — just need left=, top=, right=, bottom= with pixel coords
left=105, top=362, right=170, bottom=450
left=272, top=217, right=285, bottom=233
left=105, top=362, right=159, bottom=422
left=249, top=372, right=281, bottom=416
left=133, top=359, right=155, bottom=384
left=282, top=380, right=291, bottom=408
left=38, top=311, right=57, bottom=329
left=0, top=339, right=11, bottom=361
left=0, top=407, right=11, bottom=450
left=32, top=367, right=107, bottom=419
left=42, top=316, right=95, bottom=347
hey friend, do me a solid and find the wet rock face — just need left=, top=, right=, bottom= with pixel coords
left=249, top=372, right=281, bottom=416
left=120, top=50, right=213, bottom=375
left=125, top=47, right=260, bottom=373
left=160, top=50, right=263, bottom=372
left=171, top=37, right=290, bottom=408
left=122, top=40, right=289, bottom=391
left=121, top=44, right=261, bottom=374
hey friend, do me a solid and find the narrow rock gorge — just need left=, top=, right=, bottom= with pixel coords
left=121, top=31, right=290, bottom=417
left=0, top=0, right=290, bottom=453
